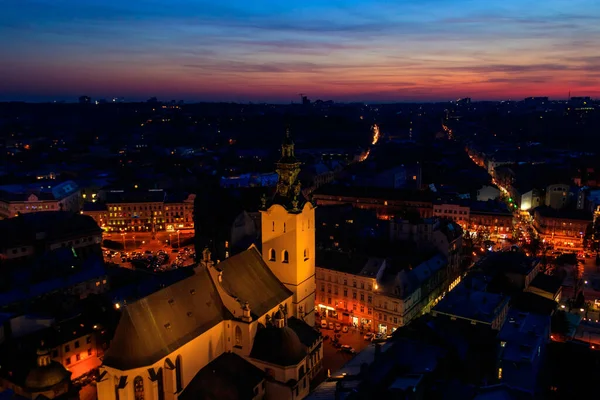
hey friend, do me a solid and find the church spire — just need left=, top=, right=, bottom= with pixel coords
left=274, top=128, right=301, bottom=201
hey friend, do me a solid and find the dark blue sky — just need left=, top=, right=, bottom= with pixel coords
left=1, top=0, right=600, bottom=102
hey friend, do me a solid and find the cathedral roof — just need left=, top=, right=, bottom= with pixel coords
left=103, top=268, right=229, bottom=370
left=250, top=325, right=307, bottom=367
left=102, top=246, right=293, bottom=370
left=219, top=246, right=293, bottom=318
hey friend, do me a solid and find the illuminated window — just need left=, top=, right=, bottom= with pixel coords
left=134, top=376, right=145, bottom=400
left=498, top=368, right=503, bottom=380
left=235, top=326, right=242, bottom=348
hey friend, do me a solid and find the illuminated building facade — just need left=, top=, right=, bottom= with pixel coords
left=164, top=194, right=195, bottom=231
left=533, top=206, right=592, bottom=251
left=0, top=180, right=81, bottom=219
left=96, top=132, right=322, bottom=400
left=260, top=129, right=316, bottom=327
left=103, top=190, right=166, bottom=232
left=312, top=185, right=434, bottom=220
left=315, top=254, right=379, bottom=329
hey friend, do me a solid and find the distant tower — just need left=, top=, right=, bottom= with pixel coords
left=260, top=128, right=316, bottom=326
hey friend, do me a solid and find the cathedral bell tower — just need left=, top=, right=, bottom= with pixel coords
left=260, top=128, right=316, bottom=326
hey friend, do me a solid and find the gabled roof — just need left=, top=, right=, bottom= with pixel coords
left=102, top=246, right=292, bottom=370
left=219, top=246, right=292, bottom=318
left=102, top=268, right=229, bottom=370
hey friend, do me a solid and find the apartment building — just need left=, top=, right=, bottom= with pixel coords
left=0, top=180, right=81, bottom=219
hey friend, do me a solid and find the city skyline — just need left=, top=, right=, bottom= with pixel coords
left=1, top=0, right=600, bottom=102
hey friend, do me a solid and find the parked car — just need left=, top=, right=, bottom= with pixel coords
left=339, top=345, right=356, bottom=354
left=363, top=332, right=374, bottom=341
left=372, top=333, right=387, bottom=343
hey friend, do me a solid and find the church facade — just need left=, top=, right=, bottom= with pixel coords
left=96, top=133, right=320, bottom=400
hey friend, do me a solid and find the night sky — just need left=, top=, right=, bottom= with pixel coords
left=2, top=0, right=600, bottom=102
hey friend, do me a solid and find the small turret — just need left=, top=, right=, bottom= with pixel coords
left=274, top=309, right=285, bottom=328
left=241, top=301, right=252, bottom=323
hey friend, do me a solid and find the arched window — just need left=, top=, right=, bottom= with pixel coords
left=272, top=221, right=275, bottom=232
left=269, top=249, right=276, bottom=261
left=156, top=368, right=165, bottom=400
left=304, top=248, right=309, bottom=261
left=283, top=222, right=286, bottom=233
left=163, top=360, right=174, bottom=397
left=134, top=376, right=144, bottom=400
left=175, top=355, right=183, bottom=393
left=235, top=326, right=242, bottom=348
left=282, top=250, right=289, bottom=263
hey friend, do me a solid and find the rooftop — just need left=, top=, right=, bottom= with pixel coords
left=477, top=251, right=537, bottom=276
left=497, top=310, right=549, bottom=363
left=104, top=189, right=166, bottom=204
left=469, top=200, right=512, bottom=215
left=433, top=284, right=509, bottom=325
left=0, top=180, right=79, bottom=202
left=103, top=247, right=292, bottom=370
left=316, top=250, right=370, bottom=275
left=312, top=184, right=434, bottom=203
left=0, top=211, right=102, bottom=250
left=178, top=352, right=264, bottom=400
left=534, top=205, right=593, bottom=221
left=528, top=273, right=562, bottom=297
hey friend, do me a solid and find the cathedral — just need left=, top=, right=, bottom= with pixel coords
left=97, top=132, right=321, bottom=400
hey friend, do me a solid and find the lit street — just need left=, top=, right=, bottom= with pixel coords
left=311, top=325, right=374, bottom=388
